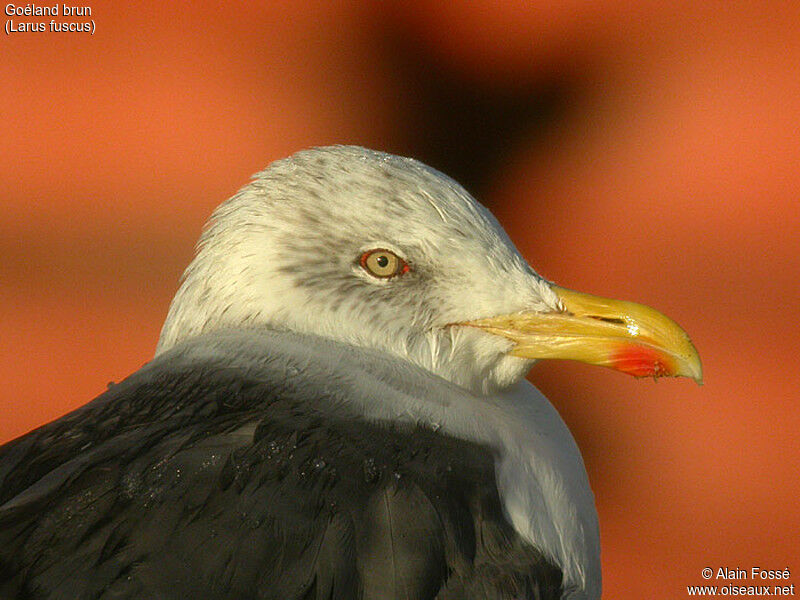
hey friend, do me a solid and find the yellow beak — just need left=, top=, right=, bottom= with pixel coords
left=460, top=286, right=702, bottom=383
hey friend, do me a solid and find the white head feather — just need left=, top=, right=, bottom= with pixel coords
left=158, top=145, right=561, bottom=395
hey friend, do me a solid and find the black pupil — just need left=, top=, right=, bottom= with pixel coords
left=376, top=255, right=389, bottom=268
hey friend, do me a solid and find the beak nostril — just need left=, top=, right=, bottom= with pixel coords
left=587, top=316, right=625, bottom=325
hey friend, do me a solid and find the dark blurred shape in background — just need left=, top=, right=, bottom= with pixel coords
left=1, top=2, right=798, bottom=598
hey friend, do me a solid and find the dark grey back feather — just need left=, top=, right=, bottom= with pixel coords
left=0, top=333, right=562, bottom=600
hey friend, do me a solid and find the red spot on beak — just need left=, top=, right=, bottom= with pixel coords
left=611, top=345, right=675, bottom=378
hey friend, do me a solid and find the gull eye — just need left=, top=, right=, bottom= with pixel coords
left=359, top=249, right=409, bottom=279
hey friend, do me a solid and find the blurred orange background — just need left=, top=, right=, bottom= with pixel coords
left=2, top=2, right=798, bottom=597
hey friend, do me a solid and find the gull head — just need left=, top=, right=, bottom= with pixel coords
left=157, top=146, right=701, bottom=395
